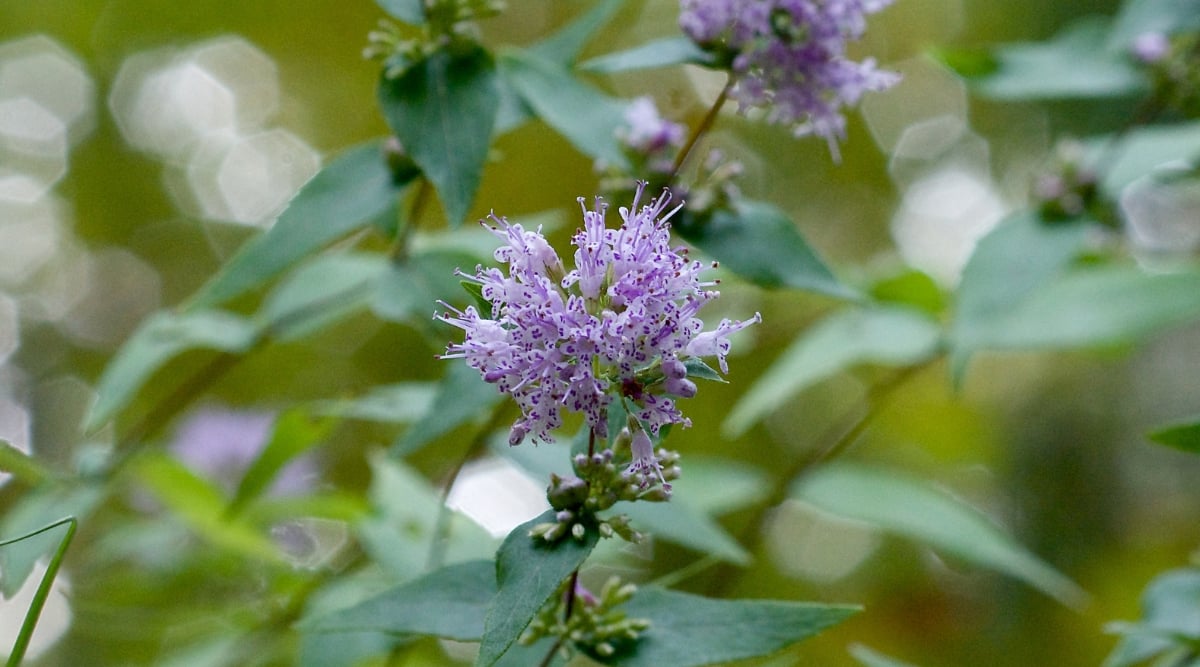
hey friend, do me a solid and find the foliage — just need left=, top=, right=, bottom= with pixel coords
left=4, top=0, right=1200, bottom=665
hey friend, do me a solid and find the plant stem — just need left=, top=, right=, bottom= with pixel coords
left=427, top=400, right=512, bottom=570
left=104, top=280, right=377, bottom=479
left=105, top=349, right=247, bottom=475
left=390, top=177, right=431, bottom=263
left=537, top=637, right=566, bottom=667
left=651, top=553, right=722, bottom=589
left=3, top=516, right=76, bottom=667
left=667, top=75, right=734, bottom=186
left=535, top=426, right=602, bottom=667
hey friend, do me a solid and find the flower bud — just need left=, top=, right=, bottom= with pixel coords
left=508, top=423, right=528, bottom=446
left=662, top=357, right=687, bottom=379
left=547, top=473, right=589, bottom=510
left=665, top=376, right=697, bottom=398
left=639, top=487, right=671, bottom=502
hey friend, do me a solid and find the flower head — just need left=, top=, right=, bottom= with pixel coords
left=437, top=183, right=759, bottom=445
left=679, top=0, right=898, bottom=156
left=1132, top=31, right=1171, bottom=64
left=618, top=97, right=686, bottom=155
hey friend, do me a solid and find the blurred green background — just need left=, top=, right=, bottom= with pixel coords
left=3, top=1, right=1200, bottom=665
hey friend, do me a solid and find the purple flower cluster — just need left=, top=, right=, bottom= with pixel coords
left=679, top=0, right=898, bottom=155
left=437, top=183, right=760, bottom=447
left=618, top=97, right=686, bottom=156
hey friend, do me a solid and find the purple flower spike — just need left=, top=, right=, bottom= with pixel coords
left=679, top=0, right=898, bottom=156
left=437, top=183, right=760, bottom=445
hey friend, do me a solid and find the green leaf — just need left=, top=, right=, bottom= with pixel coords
left=950, top=211, right=1093, bottom=379
left=0, top=485, right=102, bottom=597
left=493, top=437, right=752, bottom=564
left=359, top=453, right=497, bottom=577
left=391, top=361, right=503, bottom=456
left=133, top=452, right=284, bottom=563
left=371, top=250, right=481, bottom=325
left=1109, top=0, right=1200, bottom=50
left=188, top=140, right=406, bottom=307
left=675, top=200, right=857, bottom=298
left=1148, top=417, right=1200, bottom=454
left=0, top=439, right=52, bottom=486
left=260, top=253, right=388, bottom=341
left=460, top=278, right=493, bottom=314
left=227, top=409, right=335, bottom=516
left=379, top=48, right=499, bottom=226
left=610, top=587, right=859, bottom=667
left=580, top=36, right=714, bottom=73
left=85, top=310, right=260, bottom=431
left=493, top=637, right=563, bottom=667
left=1094, top=121, right=1200, bottom=197
left=951, top=17, right=1147, bottom=100
left=618, top=502, right=751, bottom=565
left=682, top=358, right=725, bottom=383
left=930, top=47, right=998, bottom=79
left=958, top=266, right=1200, bottom=351
left=498, top=48, right=628, bottom=167
left=529, top=0, right=625, bottom=65
left=668, top=457, right=769, bottom=516
left=300, top=560, right=495, bottom=639
left=478, top=511, right=599, bottom=666
left=244, top=492, right=369, bottom=525
left=299, top=631, right=403, bottom=667
left=869, top=269, right=946, bottom=316
left=376, top=0, right=424, bottom=24
left=850, top=644, right=922, bottom=667
left=725, top=306, right=941, bottom=438
left=792, top=463, right=1087, bottom=607
left=1104, top=569, right=1200, bottom=667
left=310, top=382, right=437, bottom=424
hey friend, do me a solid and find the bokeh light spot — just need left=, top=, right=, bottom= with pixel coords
left=0, top=396, right=31, bottom=489
left=0, top=196, right=63, bottom=285
left=0, top=97, right=68, bottom=203
left=765, top=499, right=881, bottom=583
left=446, top=457, right=550, bottom=538
left=891, top=166, right=1009, bottom=287
left=0, top=561, right=71, bottom=661
left=0, top=295, right=18, bottom=364
left=192, top=128, right=320, bottom=225
left=111, top=56, right=238, bottom=159
left=190, top=36, right=280, bottom=130
left=1120, top=167, right=1200, bottom=260
left=60, top=248, right=161, bottom=348
left=862, top=57, right=969, bottom=156
left=0, top=34, right=95, bottom=145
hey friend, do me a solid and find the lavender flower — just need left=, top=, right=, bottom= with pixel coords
left=1132, top=31, right=1170, bottom=64
left=437, top=183, right=760, bottom=446
left=679, top=0, right=898, bottom=156
left=618, top=97, right=686, bottom=155
left=170, top=407, right=316, bottom=496
left=599, top=97, right=686, bottom=199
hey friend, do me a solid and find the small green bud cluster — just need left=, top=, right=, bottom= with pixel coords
left=1032, top=139, right=1102, bottom=223
left=364, top=0, right=504, bottom=78
left=682, top=149, right=744, bottom=219
left=520, top=576, right=651, bottom=660
left=529, top=448, right=681, bottom=545
left=1135, top=31, right=1200, bottom=119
